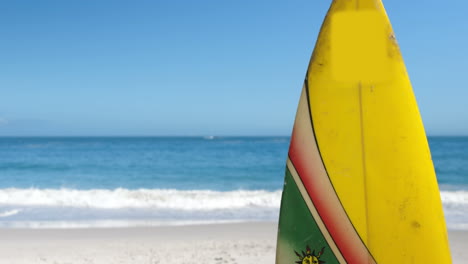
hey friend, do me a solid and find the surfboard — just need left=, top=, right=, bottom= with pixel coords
left=275, top=0, right=452, bottom=263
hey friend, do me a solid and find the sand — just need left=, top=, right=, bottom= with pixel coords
left=0, top=222, right=465, bottom=263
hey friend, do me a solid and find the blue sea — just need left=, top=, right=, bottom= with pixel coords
left=0, top=136, right=466, bottom=229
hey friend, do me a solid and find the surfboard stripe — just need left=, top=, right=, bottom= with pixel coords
left=276, top=166, right=341, bottom=264
left=286, top=159, right=346, bottom=263
left=288, top=86, right=376, bottom=263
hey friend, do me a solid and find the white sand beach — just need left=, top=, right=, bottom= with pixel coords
left=0, top=222, right=465, bottom=263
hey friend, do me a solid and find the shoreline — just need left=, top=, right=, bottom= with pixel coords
left=0, top=222, right=465, bottom=263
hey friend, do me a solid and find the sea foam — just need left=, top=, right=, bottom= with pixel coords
left=0, top=188, right=466, bottom=229
left=440, top=191, right=468, bottom=205
left=0, top=188, right=282, bottom=210
left=0, top=188, right=465, bottom=209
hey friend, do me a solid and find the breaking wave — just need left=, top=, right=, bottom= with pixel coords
left=0, top=188, right=466, bottom=229
left=0, top=188, right=282, bottom=210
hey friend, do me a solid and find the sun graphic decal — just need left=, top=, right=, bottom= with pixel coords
left=294, top=246, right=326, bottom=264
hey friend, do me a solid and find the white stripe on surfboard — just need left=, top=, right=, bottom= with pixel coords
left=287, top=158, right=347, bottom=264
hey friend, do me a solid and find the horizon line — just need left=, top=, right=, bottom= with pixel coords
left=0, top=134, right=467, bottom=138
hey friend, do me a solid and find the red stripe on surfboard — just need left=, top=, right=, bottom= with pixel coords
left=289, top=132, right=371, bottom=264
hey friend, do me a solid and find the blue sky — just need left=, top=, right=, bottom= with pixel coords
left=1, top=0, right=467, bottom=136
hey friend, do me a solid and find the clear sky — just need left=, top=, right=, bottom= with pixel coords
left=1, top=0, right=467, bottom=136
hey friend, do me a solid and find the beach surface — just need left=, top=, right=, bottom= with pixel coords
left=0, top=222, right=465, bottom=264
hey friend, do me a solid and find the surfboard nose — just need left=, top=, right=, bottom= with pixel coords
left=329, top=10, right=393, bottom=83
left=331, top=0, right=384, bottom=11
left=307, top=0, right=397, bottom=85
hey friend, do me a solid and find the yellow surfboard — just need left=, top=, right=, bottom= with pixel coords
left=276, top=0, right=452, bottom=263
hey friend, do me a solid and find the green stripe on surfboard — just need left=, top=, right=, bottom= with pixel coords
left=276, top=168, right=339, bottom=264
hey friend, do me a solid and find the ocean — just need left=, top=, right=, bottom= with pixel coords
left=0, top=136, right=466, bottom=229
